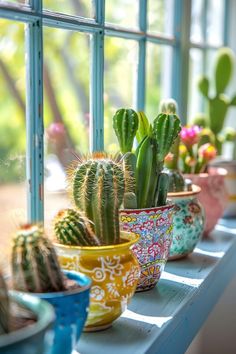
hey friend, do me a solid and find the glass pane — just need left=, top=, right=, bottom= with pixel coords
left=105, top=0, right=138, bottom=28
left=43, top=0, right=93, bottom=18
left=0, top=20, right=26, bottom=270
left=104, top=37, right=138, bottom=153
left=43, top=28, right=90, bottom=232
left=206, top=0, right=225, bottom=45
left=148, top=0, right=174, bottom=36
left=146, top=43, right=173, bottom=119
left=188, top=48, right=204, bottom=121
left=2, top=0, right=27, bottom=4
left=190, top=0, right=204, bottom=43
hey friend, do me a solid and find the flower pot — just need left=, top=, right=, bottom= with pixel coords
left=167, top=185, right=205, bottom=260
left=37, top=270, right=91, bottom=354
left=184, top=167, right=228, bottom=236
left=54, top=232, right=140, bottom=332
left=0, top=292, right=55, bottom=354
left=119, top=205, right=174, bottom=292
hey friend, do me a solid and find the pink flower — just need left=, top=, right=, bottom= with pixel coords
left=180, top=125, right=202, bottom=147
left=47, top=122, right=66, bottom=140
left=198, top=143, right=217, bottom=161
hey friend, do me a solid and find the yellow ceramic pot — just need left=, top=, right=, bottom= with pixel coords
left=54, top=232, right=140, bottom=332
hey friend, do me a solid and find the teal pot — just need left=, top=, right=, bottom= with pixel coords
left=36, top=270, right=91, bottom=354
left=0, top=291, right=55, bottom=354
left=167, top=185, right=205, bottom=260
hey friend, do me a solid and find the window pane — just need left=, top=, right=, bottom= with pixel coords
left=190, top=0, right=204, bottom=43
left=146, top=43, right=173, bottom=119
left=2, top=0, right=28, bottom=4
left=43, top=28, right=90, bottom=232
left=206, top=0, right=225, bottom=45
left=105, top=0, right=138, bottom=28
left=148, top=0, right=174, bottom=36
left=43, top=0, right=93, bottom=18
left=188, top=48, right=204, bottom=121
left=104, top=37, right=138, bottom=152
left=0, top=20, right=26, bottom=270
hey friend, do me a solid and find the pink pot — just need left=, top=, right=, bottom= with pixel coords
left=185, top=167, right=228, bottom=236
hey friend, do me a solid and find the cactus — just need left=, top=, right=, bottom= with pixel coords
left=54, top=208, right=100, bottom=246
left=121, top=153, right=137, bottom=209
left=12, top=224, right=66, bottom=293
left=159, top=98, right=178, bottom=114
left=167, top=170, right=185, bottom=192
left=112, top=108, right=139, bottom=153
left=155, top=172, right=170, bottom=206
left=69, top=155, right=128, bottom=244
left=197, top=47, right=236, bottom=153
left=0, top=271, right=10, bottom=335
left=136, top=111, right=150, bottom=143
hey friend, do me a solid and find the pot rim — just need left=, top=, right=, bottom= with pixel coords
left=119, top=203, right=174, bottom=214
left=167, top=184, right=201, bottom=198
left=54, top=231, right=139, bottom=252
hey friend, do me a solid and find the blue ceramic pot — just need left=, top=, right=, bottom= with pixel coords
left=0, top=292, right=55, bottom=354
left=37, top=270, right=91, bottom=354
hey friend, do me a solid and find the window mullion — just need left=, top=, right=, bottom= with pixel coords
left=136, top=0, right=147, bottom=111
left=172, top=0, right=191, bottom=123
left=90, top=0, right=105, bottom=152
left=26, top=0, right=44, bottom=222
left=223, top=0, right=230, bottom=45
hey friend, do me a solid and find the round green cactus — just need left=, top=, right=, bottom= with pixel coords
left=0, top=271, right=10, bottom=335
left=12, top=224, right=65, bottom=293
left=54, top=208, right=100, bottom=246
left=167, top=170, right=185, bottom=192
left=159, top=98, right=178, bottom=114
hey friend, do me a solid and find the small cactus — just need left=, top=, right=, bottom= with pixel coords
left=159, top=98, right=178, bottom=114
left=112, top=108, right=139, bottom=153
left=69, top=154, right=130, bottom=244
left=0, top=271, right=10, bottom=335
left=12, top=224, right=66, bottom=293
left=154, top=172, right=170, bottom=206
left=54, top=208, right=100, bottom=246
left=167, top=170, right=185, bottom=192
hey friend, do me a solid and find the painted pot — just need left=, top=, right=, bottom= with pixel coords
left=119, top=205, right=174, bottom=292
left=185, top=167, right=228, bottom=236
left=37, top=270, right=91, bottom=354
left=0, top=292, right=54, bottom=354
left=168, top=185, right=205, bottom=260
left=54, top=232, right=140, bottom=332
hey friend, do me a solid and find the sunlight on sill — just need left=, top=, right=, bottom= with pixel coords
left=122, top=309, right=172, bottom=328
left=161, top=271, right=203, bottom=288
left=215, top=224, right=236, bottom=234
left=194, top=247, right=225, bottom=258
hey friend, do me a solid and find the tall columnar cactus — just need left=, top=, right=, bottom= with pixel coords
left=54, top=208, right=100, bottom=246
left=0, top=271, right=10, bottom=335
left=12, top=224, right=66, bottom=293
left=70, top=155, right=128, bottom=244
left=112, top=108, right=139, bottom=153
left=197, top=47, right=236, bottom=153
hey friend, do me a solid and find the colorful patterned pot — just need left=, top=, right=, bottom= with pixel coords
left=119, top=205, right=174, bottom=292
left=168, top=185, right=205, bottom=260
left=37, top=270, right=91, bottom=354
left=185, top=167, right=228, bottom=236
left=54, top=232, right=140, bottom=332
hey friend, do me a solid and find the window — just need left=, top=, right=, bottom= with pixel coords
left=0, top=0, right=230, bottom=255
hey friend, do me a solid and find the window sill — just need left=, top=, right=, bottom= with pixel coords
left=78, top=219, right=236, bottom=354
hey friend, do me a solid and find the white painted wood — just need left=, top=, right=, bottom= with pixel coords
left=77, top=220, right=236, bottom=354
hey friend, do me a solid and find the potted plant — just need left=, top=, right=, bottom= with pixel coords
left=113, top=108, right=180, bottom=291
left=53, top=155, right=140, bottom=331
left=195, top=47, right=236, bottom=217
left=11, top=224, right=91, bottom=354
left=0, top=270, right=54, bottom=354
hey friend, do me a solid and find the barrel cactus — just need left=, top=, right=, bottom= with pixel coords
left=69, top=154, right=129, bottom=244
left=12, top=224, right=66, bottom=293
left=160, top=98, right=178, bottom=114
left=0, top=271, right=10, bottom=335
left=167, top=170, right=185, bottom=192
left=54, top=208, right=100, bottom=246
left=112, top=108, right=139, bottom=153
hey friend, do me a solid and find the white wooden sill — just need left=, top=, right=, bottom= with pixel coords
left=77, top=219, right=236, bottom=354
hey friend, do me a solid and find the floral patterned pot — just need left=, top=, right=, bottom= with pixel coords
left=185, top=167, right=228, bottom=236
left=119, top=205, right=174, bottom=292
left=167, top=185, right=205, bottom=260
left=54, top=232, right=140, bottom=332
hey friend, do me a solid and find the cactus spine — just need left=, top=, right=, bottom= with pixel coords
left=12, top=224, right=66, bottom=293
left=71, top=156, right=127, bottom=244
left=54, top=208, right=100, bottom=246
left=0, top=271, right=10, bottom=335
left=197, top=47, right=236, bottom=153
left=112, top=108, right=139, bottom=153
